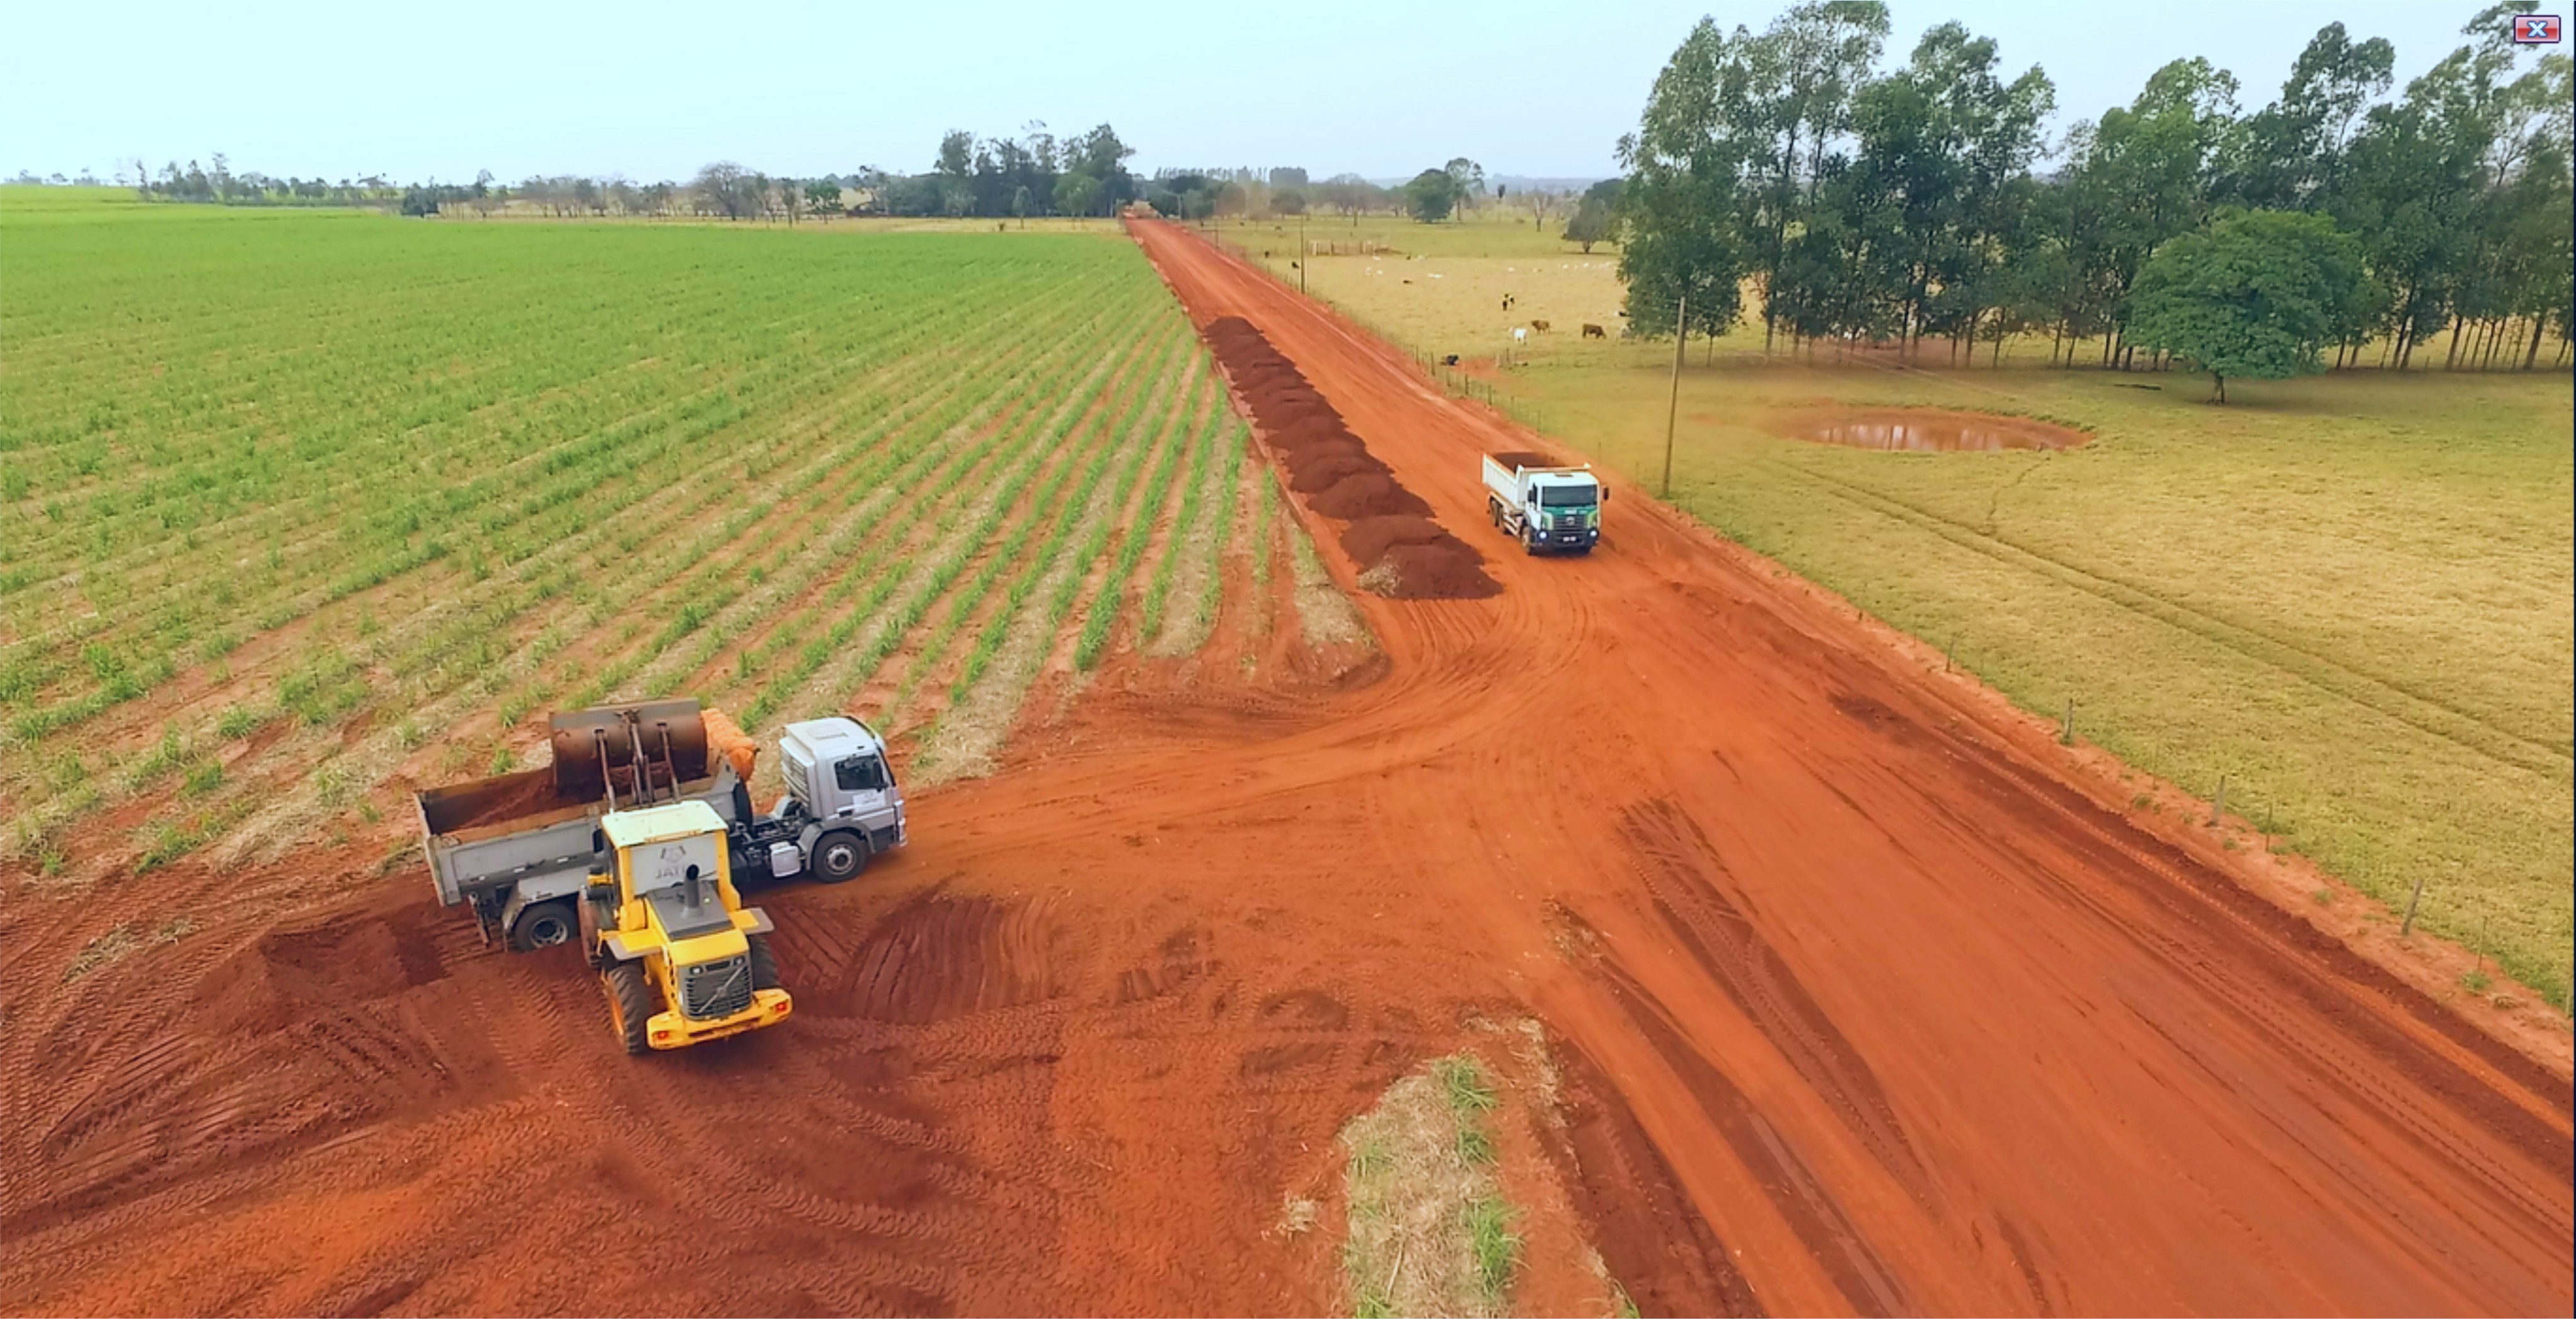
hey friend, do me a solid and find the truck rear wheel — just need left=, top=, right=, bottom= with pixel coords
left=603, top=961, right=652, bottom=1056
left=747, top=934, right=780, bottom=992
left=812, top=831, right=868, bottom=885
left=512, top=899, right=577, bottom=953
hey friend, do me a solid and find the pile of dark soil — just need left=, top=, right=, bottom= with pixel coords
left=1200, top=316, right=1497, bottom=599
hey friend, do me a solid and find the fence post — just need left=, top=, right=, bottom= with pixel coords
left=2059, top=698, right=2074, bottom=745
left=2401, top=873, right=2425, bottom=935
left=2211, top=774, right=2226, bottom=827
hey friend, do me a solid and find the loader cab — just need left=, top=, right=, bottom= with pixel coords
left=778, top=716, right=903, bottom=824
left=602, top=800, right=739, bottom=940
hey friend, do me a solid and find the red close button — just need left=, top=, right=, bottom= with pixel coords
left=2512, top=14, right=2562, bottom=43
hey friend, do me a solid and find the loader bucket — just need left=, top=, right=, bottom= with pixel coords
left=549, top=699, right=710, bottom=804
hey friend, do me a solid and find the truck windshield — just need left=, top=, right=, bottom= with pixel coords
left=836, top=754, right=887, bottom=792
left=1539, top=485, right=1597, bottom=507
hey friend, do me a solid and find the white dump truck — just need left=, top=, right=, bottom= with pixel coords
left=417, top=698, right=907, bottom=953
left=1481, top=451, right=1606, bottom=555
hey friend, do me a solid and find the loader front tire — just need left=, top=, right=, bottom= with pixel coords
left=747, top=934, right=780, bottom=992
left=603, top=962, right=653, bottom=1056
left=813, top=831, right=868, bottom=884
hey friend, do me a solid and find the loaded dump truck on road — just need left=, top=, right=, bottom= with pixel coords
left=1483, top=451, right=1606, bottom=555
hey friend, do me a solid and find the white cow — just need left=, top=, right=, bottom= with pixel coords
left=1512, top=326, right=1529, bottom=346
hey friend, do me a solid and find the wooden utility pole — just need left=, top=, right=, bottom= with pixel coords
left=1662, top=294, right=1686, bottom=498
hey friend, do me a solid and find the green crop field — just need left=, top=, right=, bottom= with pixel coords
left=0, top=190, right=1310, bottom=876
left=1246, top=212, right=2575, bottom=1005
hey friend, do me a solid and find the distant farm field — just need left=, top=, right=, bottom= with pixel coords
left=1250, top=213, right=2575, bottom=1003
left=1, top=193, right=1323, bottom=876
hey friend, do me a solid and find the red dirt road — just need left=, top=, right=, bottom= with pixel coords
left=3, top=221, right=2569, bottom=1316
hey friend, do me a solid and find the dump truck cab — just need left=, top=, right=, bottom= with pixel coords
left=766, top=716, right=907, bottom=881
left=1481, top=452, right=1605, bottom=555
left=587, top=799, right=791, bottom=1053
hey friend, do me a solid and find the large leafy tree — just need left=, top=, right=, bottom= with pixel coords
left=1843, top=23, right=2054, bottom=356
left=1563, top=197, right=1613, bottom=252
left=1403, top=168, right=1462, bottom=222
left=2065, top=58, right=2241, bottom=367
left=1442, top=158, right=1485, bottom=214
left=2224, top=23, right=2396, bottom=210
left=1053, top=171, right=1102, bottom=217
left=2127, top=209, right=2369, bottom=400
left=1616, top=18, right=1760, bottom=342
left=1740, top=1, right=1890, bottom=350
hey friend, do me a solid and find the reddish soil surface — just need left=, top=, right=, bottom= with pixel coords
left=3, top=222, right=2570, bottom=1318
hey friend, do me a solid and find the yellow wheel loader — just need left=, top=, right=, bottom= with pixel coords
left=582, top=799, right=791, bottom=1053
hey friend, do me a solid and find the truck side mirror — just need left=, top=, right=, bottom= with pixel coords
left=1601, top=487, right=1610, bottom=502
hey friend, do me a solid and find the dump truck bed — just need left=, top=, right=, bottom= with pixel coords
left=418, top=770, right=744, bottom=902
left=416, top=769, right=609, bottom=908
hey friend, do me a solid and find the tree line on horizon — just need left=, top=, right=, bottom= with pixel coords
left=1606, top=0, right=2572, bottom=388
left=97, top=127, right=1439, bottom=227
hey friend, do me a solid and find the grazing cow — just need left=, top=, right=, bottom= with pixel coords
left=1512, top=326, right=1529, bottom=346
left=1441, top=354, right=1461, bottom=366
left=1529, top=319, right=1551, bottom=333
left=1581, top=323, right=1607, bottom=338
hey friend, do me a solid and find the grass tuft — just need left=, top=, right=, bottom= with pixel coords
left=1338, top=1054, right=1524, bottom=1318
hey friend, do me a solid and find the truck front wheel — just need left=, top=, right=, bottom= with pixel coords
left=813, top=831, right=868, bottom=884
left=602, top=962, right=652, bottom=1056
left=512, top=899, right=577, bottom=953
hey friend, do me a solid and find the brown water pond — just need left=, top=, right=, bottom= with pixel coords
left=1783, top=410, right=2088, bottom=452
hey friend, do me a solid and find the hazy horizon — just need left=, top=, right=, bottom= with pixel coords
left=4, top=1, right=2508, bottom=187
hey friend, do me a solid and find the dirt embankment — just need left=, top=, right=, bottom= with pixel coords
left=1199, top=315, right=1497, bottom=600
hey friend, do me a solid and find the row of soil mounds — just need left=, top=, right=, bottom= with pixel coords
left=1200, top=316, right=1498, bottom=599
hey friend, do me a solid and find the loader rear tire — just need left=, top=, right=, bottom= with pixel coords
left=812, top=830, right=868, bottom=885
left=603, top=962, right=652, bottom=1056
left=747, top=934, right=780, bottom=992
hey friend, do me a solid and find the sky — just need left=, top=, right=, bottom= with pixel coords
left=1, top=1, right=2514, bottom=187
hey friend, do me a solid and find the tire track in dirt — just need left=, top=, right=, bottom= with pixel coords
left=1618, top=796, right=1929, bottom=1202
